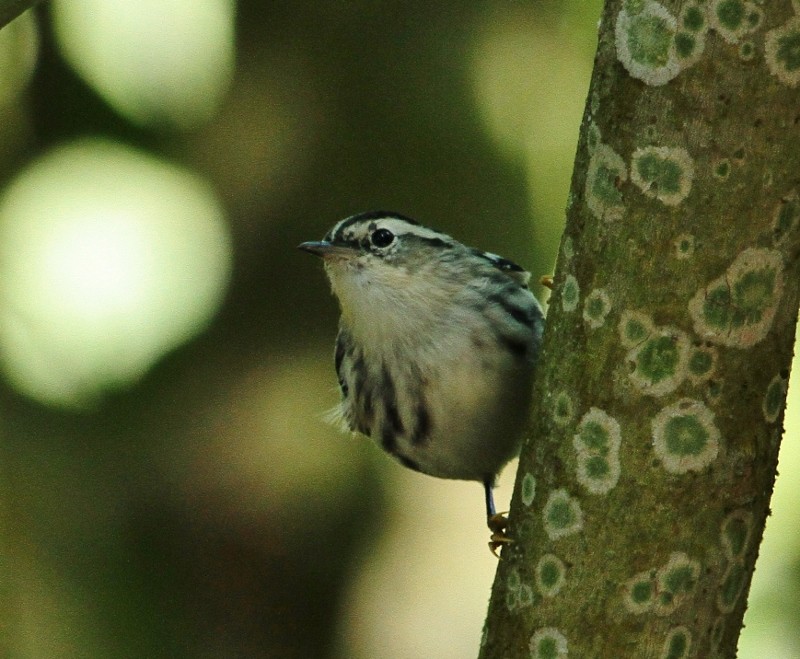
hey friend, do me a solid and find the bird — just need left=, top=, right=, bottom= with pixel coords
left=299, top=211, right=545, bottom=553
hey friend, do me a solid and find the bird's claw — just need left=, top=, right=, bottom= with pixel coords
left=487, top=512, right=512, bottom=558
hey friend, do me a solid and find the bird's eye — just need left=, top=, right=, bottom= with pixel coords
left=371, top=228, right=395, bottom=248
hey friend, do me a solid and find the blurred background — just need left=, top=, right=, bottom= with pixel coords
left=0, top=1, right=796, bottom=657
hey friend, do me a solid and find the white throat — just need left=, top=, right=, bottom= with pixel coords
left=326, top=259, right=456, bottom=351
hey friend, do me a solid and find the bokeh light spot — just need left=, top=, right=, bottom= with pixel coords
left=0, top=138, right=232, bottom=407
left=51, top=0, right=235, bottom=129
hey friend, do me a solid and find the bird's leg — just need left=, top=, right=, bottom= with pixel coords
left=484, top=477, right=512, bottom=557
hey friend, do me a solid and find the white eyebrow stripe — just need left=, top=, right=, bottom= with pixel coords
left=377, top=218, right=451, bottom=242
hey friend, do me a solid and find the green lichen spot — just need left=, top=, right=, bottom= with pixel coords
left=637, top=335, right=680, bottom=385
left=536, top=554, right=566, bottom=597
left=624, top=569, right=663, bottom=613
left=714, top=159, right=731, bottom=179
left=763, top=375, right=787, bottom=423
left=653, top=399, right=719, bottom=473
left=577, top=420, right=611, bottom=453
left=586, top=455, right=611, bottom=478
left=538, top=558, right=561, bottom=589
left=731, top=267, right=777, bottom=326
left=723, top=513, right=751, bottom=557
left=687, top=347, right=716, bottom=383
left=522, top=473, right=537, bottom=506
left=689, top=248, right=783, bottom=348
left=616, top=1, right=685, bottom=83
left=553, top=392, right=574, bottom=426
left=585, top=290, right=609, bottom=320
left=625, top=318, right=649, bottom=343
left=674, top=32, right=696, bottom=58
left=636, top=153, right=682, bottom=195
left=719, top=561, right=747, bottom=611
left=682, top=6, right=705, bottom=32
left=777, top=198, right=800, bottom=232
left=574, top=408, right=622, bottom=494
left=746, top=8, right=762, bottom=30
left=716, top=0, right=745, bottom=30
left=774, top=195, right=800, bottom=242
left=593, top=164, right=624, bottom=206
left=739, top=40, right=755, bottom=60
left=764, top=376, right=786, bottom=421
left=547, top=499, right=577, bottom=528
left=577, top=455, right=621, bottom=495
left=663, top=564, right=697, bottom=594
left=505, top=568, right=534, bottom=613
left=587, top=144, right=627, bottom=220
left=688, top=349, right=713, bottom=377
left=529, top=628, right=568, bottom=659
left=701, top=284, right=733, bottom=330
left=628, top=13, right=674, bottom=67
left=518, top=583, right=535, bottom=608
left=539, top=563, right=558, bottom=588
left=775, top=27, right=800, bottom=73
left=711, top=0, right=756, bottom=43
left=675, top=234, right=695, bottom=258
left=538, top=638, right=557, bottom=659
left=539, top=568, right=559, bottom=592
left=562, top=275, right=580, bottom=312
left=543, top=489, right=583, bottom=539
left=584, top=289, right=612, bottom=329
left=662, top=627, right=691, bottom=659
left=629, top=326, right=689, bottom=396
left=664, top=415, right=709, bottom=456
left=654, top=553, right=701, bottom=614
left=631, top=579, right=653, bottom=604
left=766, top=18, right=800, bottom=88
left=631, top=146, right=694, bottom=205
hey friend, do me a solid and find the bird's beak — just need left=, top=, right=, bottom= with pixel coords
left=297, top=241, right=357, bottom=259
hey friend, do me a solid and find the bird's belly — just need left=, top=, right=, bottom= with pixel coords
left=385, top=353, right=533, bottom=481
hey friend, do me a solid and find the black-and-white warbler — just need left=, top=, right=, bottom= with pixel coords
left=300, top=211, right=545, bottom=552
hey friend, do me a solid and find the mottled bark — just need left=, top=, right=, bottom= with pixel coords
left=480, top=1, right=800, bottom=657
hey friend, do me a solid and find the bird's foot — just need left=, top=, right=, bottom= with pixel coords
left=487, top=512, right=512, bottom=558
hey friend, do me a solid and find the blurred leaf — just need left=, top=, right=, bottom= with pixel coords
left=0, top=0, right=42, bottom=32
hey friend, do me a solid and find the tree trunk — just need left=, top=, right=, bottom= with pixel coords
left=479, top=1, right=800, bottom=657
